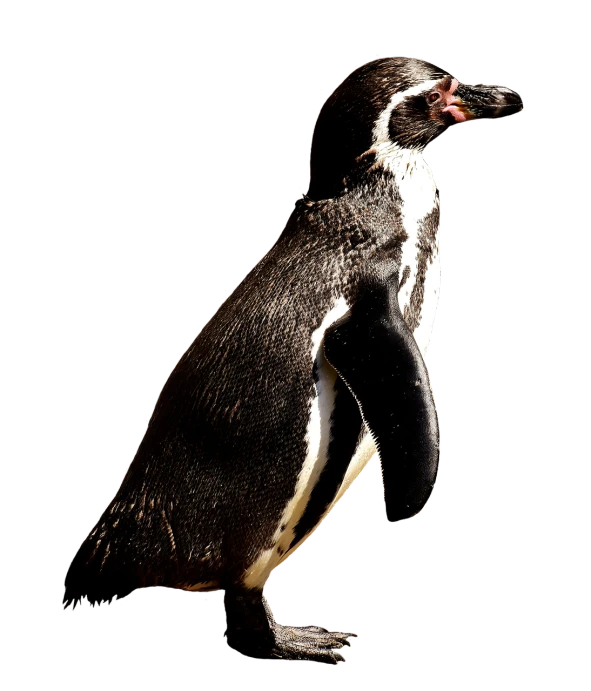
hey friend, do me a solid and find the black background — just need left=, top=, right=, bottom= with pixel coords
left=26, top=46, right=585, bottom=662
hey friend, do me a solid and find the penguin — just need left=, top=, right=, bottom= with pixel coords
left=64, top=57, right=522, bottom=663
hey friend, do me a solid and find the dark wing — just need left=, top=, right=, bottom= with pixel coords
left=323, top=264, right=439, bottom=522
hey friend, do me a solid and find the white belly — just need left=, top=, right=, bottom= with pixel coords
left=244, top=432, right=376, bottom=588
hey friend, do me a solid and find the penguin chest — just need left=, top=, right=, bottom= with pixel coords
left=394, top=152, right=441, bottom=356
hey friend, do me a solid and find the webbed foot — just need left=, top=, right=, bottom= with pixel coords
left=224, top=589, right=355, bottom=664
left=267, top=619, right=355, bottom=664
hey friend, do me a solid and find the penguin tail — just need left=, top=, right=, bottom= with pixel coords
left=62, top=516, right=137, bottom=609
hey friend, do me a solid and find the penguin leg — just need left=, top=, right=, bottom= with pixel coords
left=224, top=587, right=355, bottom=664
left=224, top=588, right=272, bottom=658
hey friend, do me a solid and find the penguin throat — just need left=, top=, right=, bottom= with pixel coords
left=369, top=144, right=426, bottom=177
left=308, top=143, right=429, bottom=202
left=346, top=146, right=432, bottom=203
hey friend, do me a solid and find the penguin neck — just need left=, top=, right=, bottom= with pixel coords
left=309, top=144, right=433, bottom=203
left=372, top=145, right=429, bottom=181
left=300, top=146, right=439, bottom=244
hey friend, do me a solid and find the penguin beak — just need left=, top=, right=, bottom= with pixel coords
left=442, top=83, right=523, bottom=123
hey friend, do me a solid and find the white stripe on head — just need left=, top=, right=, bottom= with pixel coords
left=371, top=79, right=440, bottom=165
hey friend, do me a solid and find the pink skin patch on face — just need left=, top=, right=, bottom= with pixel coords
left=440, top=78, right=469, bottom=122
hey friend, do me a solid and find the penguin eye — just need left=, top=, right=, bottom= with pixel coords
left=427, top=92, right=441, bottom=104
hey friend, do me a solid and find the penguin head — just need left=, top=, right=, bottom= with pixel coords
left=308, top=57, right=522, bottom=200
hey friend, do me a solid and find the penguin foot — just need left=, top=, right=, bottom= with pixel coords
left=267, top=621, right=356, bottom=663
left=263, top=595, right=356, bottom=664
left=224, top=588, right=355, bottom=664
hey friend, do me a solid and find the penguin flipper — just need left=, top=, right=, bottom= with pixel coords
left=323, top=273, right=439, bottom=522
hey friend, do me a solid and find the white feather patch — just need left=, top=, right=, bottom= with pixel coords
left=412, top=242, right=441, bottom=355
left=371, top=85, right=441, bottom=350
left=332, top=432, right=376, bottom=505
